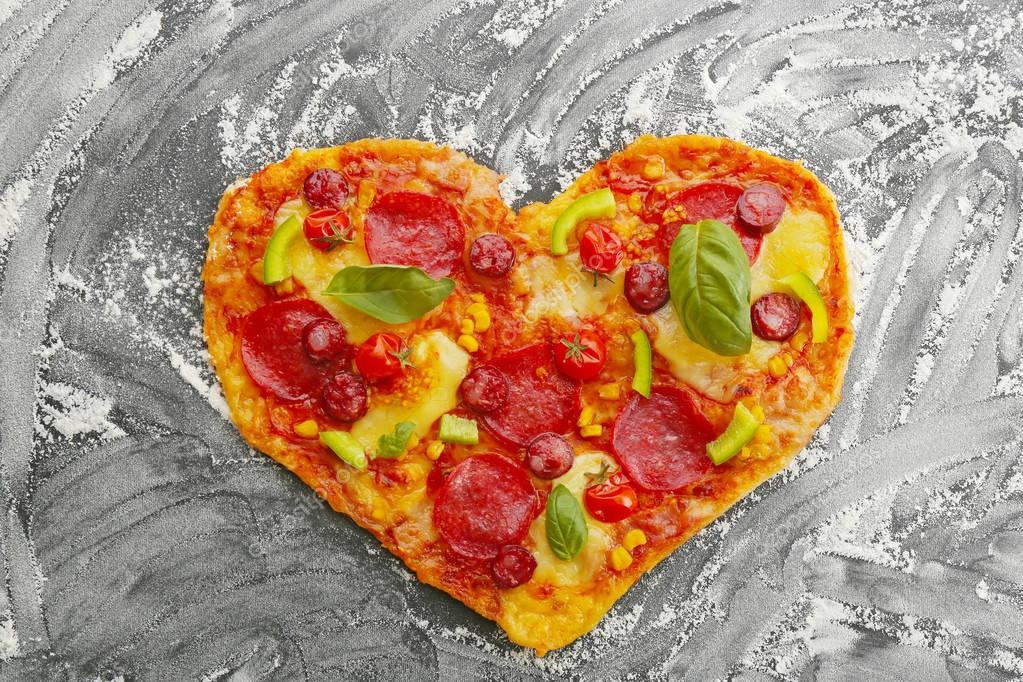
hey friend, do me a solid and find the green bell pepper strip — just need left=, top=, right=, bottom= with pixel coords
left=630, top=329, right=652, bottom=398
left=706, top=403, right=761, bottom=466
left=262, top=215, right=303, bottom=284
left=438, top=414, right=479, bottom=445
left=550, top=188, right=617, bottom=256
left=319, top=430, right=368, bottom=470
left=780, top=272, right=828, bottom=342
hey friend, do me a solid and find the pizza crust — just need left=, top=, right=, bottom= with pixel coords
left=203, top=135, right=854, bottom=654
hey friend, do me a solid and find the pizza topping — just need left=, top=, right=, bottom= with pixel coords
left=750, top=293, right=800, bottom=341
left=375, top=421, right=416, bottom=459
left=301, top=318, right=350, bottom=362
left=706, top=402, right=761, bottom=465
left=323, top=264, right=455, bottom=324
left=364, top=191, right=465, bottom=278
left=584, top=471, right=638, bottom=523
left=355, top=332, right=412, bottom=383
left=667, top=219, right=752, bottom=357
left=438, top=413, right=479, bottom=445
left=469, top=234, right=516, bottom=277
left=261, top=216, right=303, bottom=284
left=303, top=208, right=354, bottom=251
left=551, top=188, right=617, bottom=256
left=320, top=430, right=367, bottom=470
left=578, top=223, right=624, bottom=280
left=611, top=386, right=714, bottom=491
left=630, top=329, right=652, bottom=398
left=241, top=299, right=345, bottom=401
left=545, top=484, right=588, bottom=560
left=321, top=370, right=369, bottom=422
left=554, top=331, right=606, bottom=382
left=660, top=182, right=763, bottom=262
left=491, top=544, right=537, bottom=588
left=481, top=344, right=581, bottom=447
left=525, top=432, right=575, bottom=479
left=303, top=168, right=351, bottom=209
left=460, top=365, right=508, bottom=413
left=433, top=454, right=537, bottom=559
left=624, top=262, right=669, bottom=313
left=781, top=272, right=829, bottom=342
left=736, top=183, right=786, bottom=234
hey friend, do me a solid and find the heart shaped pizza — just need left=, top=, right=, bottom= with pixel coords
left=203, top=135, right=854, bottom=654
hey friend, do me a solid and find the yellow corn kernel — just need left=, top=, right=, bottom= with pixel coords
left=627, top=192, right=644, bottom=214
left=407, top=433, right=420, bottom=450
left=273, top=277, right=295, bottom=296
left=467, top=302, right=487, bottom=316
left=457, top=335, right=479, bottom=353
left=782, top=352, right=795, bottom=368
left=598, top=383, right=621, bottom=400
left=471, top=308, right=491, bottom=332
left=790, top=331, right=809, bottom=350
left=641, top=156, right=665, bottom=180
left=293, top=419, right=319, bottom=439
left=580, top=424, right=603, bottom=438
left=662, top=206, right=685, bottom=223
left=470, top=292, right=486, bottom=303
left=751, top=404, right=765, bottom=422
left=249, top=260, right=265, bottom=283
left=577, top=406, right=595, bottom=427
left=768, top=355, right=788, bottom=379
left=623, top=529, right=648, bottom=552
left=610, top=546, right=634, bottom=571
left=460, top=318, right=475, bottom=335
left=753, top=424, right=772, bottom=444
left=426, top=441, right=445, bottom=460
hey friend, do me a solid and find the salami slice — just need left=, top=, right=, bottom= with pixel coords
left=480, top=344, right=581, bottom=447
left=433, top=454, right=537, bottom=559
left=658, top=182, right=762, bottom=262
left=364, top=191, right=465, bottom=278
left=611, top=386, right=714, bottom=492
left=240, top=299, right=344, bottom=402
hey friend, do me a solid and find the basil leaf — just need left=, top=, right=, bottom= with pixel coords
left=323, top=265, right=455, bottom=324
left=668, top=219, right=752, bottom=356
left=545, top=484, right=587, bottom=561
left=376, top=421, right=416, bottom=459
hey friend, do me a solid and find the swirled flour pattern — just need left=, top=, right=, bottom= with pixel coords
left=2, top=0, right=1023, bottom=679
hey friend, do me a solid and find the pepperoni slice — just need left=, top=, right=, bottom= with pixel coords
left=737, top=182, right=786, bottom=234
left=364, top=191, right=465, bottom=278
left=433, top=454, right=537, bottom=559
left=658, top=182, right=762, bottom=262
left=611, top=386, right=714, bottom=492
left=240, top=299, right=345, bottom=402
left=751, top=292, right=800, bottom=341
left=480, top=344, right=580, bottom=447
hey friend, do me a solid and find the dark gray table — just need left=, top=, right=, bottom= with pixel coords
left=2, top=0, right=1022, bottom=679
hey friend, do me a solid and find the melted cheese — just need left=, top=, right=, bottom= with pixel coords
left=518, top=253, right=624, bottom=321
left=274, top=199, right=388, bottom=344
left=653, top=208, right=831, bottom=400
left=349, top=331, right=469, bottom=450
left=527, top=452, right=615, bottom=586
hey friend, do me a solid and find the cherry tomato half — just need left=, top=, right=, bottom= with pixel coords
left=303, top=208, right=354, bottom=251
left=584, top=481, right=638, bottom=523
left=355, top=332, right=413, bottom=382
left=553, top=330, right=606, bottom=381
left=579, top=223, right=624, bottom=274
